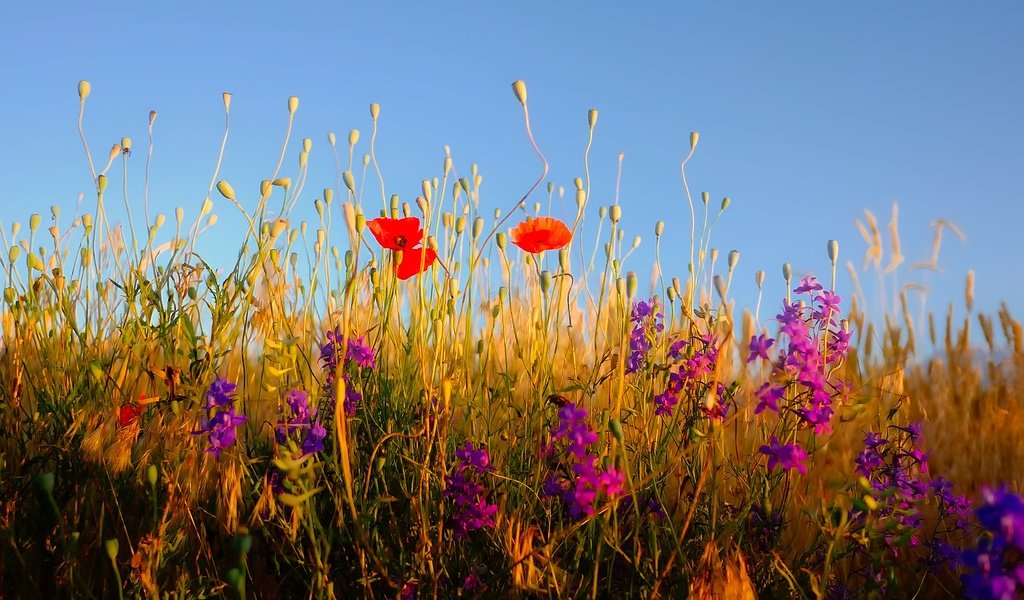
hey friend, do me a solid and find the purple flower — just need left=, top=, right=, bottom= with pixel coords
left=759, top=436, right=808, bottom=475
left=445, top=441, right=497, bottom=538
left=794, top=275, right=823, bottom=294
left=455, top=442, right=492, bottom=473
left=754, top=382, right=785, bottom=414
left=196, top=403, right=247, bottom=458
left=204, top=377, right=237, bottom=410
left=747, top=333, right=775, bottom=363
left=302, top=422, right=327, bottom=455
left=961, top=486, right=1024, bottom=599
left=345, top=336, right=376, bottom=369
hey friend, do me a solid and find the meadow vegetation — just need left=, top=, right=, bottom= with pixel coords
left=0, top=80, right=1021, bottom=598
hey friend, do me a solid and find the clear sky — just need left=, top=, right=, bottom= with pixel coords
left=2, top=2, right=1022, bottom=335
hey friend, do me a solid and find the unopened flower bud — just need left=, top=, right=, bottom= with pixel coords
left=370, top=103, right=380, bottom=120
left=216, top=180, right=235, bottom=201
left=588, top=108, right=598, bottom=128
left=288, top=96, right=299, bottom=114
left=511, top=80, right=528, bottom=105
left=78, top=81, right=91, bottom=100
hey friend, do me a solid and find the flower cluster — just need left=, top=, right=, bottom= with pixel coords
left=319, top=327, right=375, bottom=415
left=276, top=388, right=327, bottom=455
left=443, top=442, right=498, bottom=538
left=848, top=423, right=971, bottom=591
left=195, top=377, right=246, bottom=458
left=961, top=486, right=1024, bottom=599
left=626, top=298, right=664, bottom=374
left=543, top=404, right=624, bottom=519
left=750, top=276, right=852, bottom=435
left=651, top=332, right=725, bottom=419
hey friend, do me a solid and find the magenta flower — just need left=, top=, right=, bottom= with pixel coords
left=759, top=437, right=808, bottom=475
left=754, top=382, right=785, bottom=414
left=747, top=333, right=775, bottom=363
left=794, top=275, right=823, bottom=294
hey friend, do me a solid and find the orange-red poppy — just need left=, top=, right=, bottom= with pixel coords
left=118, top=403, right=142, bottom=427
left=367, top=216, right=437, bottom=279
left=510, top=217, right=572, bottom=253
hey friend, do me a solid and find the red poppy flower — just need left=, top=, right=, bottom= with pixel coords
left=119, top=403, right=142, bottom=427
left=367, top=217, right=423, bottom=250
left=367, top=216, right=437, bottom=279
left=510, top=217, right=572, bottom=253
left=395, top=247, right=439, bottom=280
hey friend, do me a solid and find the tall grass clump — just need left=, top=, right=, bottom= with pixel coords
left=0, top=80, right=1021, bottom=598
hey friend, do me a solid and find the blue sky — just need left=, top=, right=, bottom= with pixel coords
left=2, top=2, right=1022, bottom=334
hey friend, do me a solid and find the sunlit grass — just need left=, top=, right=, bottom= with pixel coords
left=0, top=80, right=1020, bottom=598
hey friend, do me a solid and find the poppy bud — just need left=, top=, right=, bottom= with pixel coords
left=539, top=271, right=552, bottom=295
left=828, top=239, right=839, bottom=263
left=78, top=80, right=91, bottom=100
left=655, top=221, right=664, bottom=237
left=324, top=188, right=333, bottom=205
left=626, top=271, right=637, bottom=298
left=588, top=108, right=598, bottom=128
left=370, top=103, right=380, bottom=120
left=328, top=132, right=337, bottom=146
left=728, top=250, right=739, bottom=270
left=349, top=129, right=359, bottom=146
left=302, top=137, right=312, bottom=153
left=511, top=80, right=527, bottom=105
left=343, top=171, right=355, bottom=193
left=288, top=96, right=299, bottom=114
left=701, top=191, right=709, bottom=205
left=217, top=180, right=236, bottom=201
left=689, top=131, right=699, bottom=151
left=222, top=92, right=232, bottom=112
left=756, top=270, right=765, bottom=288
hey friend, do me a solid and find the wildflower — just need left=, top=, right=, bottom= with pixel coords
left=302, top=422, right=327, bottom=455
left=754, top=382, right=785, bottom=414
left=794, top=275, right=823, bottom=294
left=367, top=216, right=422, bottom=250
left=759, top=436, right=808, bottom=474
left=747, top=333, right=775, bottom=363
left=626, top=298, right=664, bottom=374
left=546, top=403, right=625, bottom=518
left=205, top=377, right=237, bottom=410
left=118, top=403, right=142, bottom=427
left=367, top=216, right=437, bottom=279
left=345, top=335, right=375, bottom=369
left=509, top=216, right=572, bottom=253
left=196, top=404, right=247, bottom=458
left=194, top=377, right=247, bottom=458
left=444, top=442, right=498, bottom=538
left=961, top=486, right=1024, bottom=599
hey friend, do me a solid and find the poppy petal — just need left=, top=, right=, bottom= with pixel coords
left=367, top=217, right=423, bottom=250
left=510, top=217, right=572, bottom=253
left=395, top=246, right=438, bottom=280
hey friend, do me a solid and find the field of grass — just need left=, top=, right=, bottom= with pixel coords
left=1, top=80, right=1021, bottom=599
